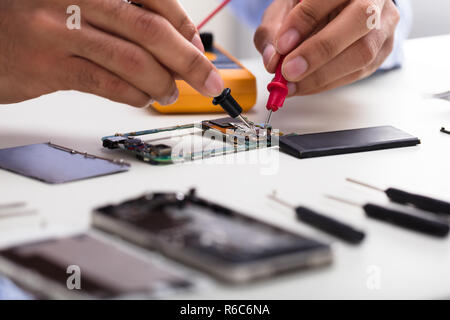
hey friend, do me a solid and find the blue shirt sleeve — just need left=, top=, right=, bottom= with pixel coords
left=229, top=0, right=273, bottom=29
left=380, top=0, right=412, bottom=70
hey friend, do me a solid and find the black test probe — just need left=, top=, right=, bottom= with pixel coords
left=347, top=178, right=450, bottom=216
left=326, top=195, right=450, bottom=238
left=268, top=191, right=365, bottom=244
left=213, top=88, right=254, bottom=131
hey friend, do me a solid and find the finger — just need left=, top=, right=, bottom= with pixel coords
left=293, top=36, right=395, bottom=96
left=275, top=0, right=349, bottom=55
left=84, top=1, right=223, bottom=97
left=292, top=28, right=388, bottom=95
left=61, top=56, right=151, bottom=107
left=136, top=0, right=204, bottom=52
left=290, top=1, right=398, bottom=95
left=69, top=25, right=178, bottom=105
left=282, top=0, right=386, bottom=82
left=254, top=0, right=297, bottom=72
left=67, top=56, right=153, bottom=107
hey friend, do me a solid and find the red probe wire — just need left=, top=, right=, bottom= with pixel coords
left=197, top=0, right=232, bottom=30
left=266, top=0, right=302, bottom=124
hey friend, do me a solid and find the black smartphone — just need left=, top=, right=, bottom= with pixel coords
left=93, top=190, right=332, bottom=283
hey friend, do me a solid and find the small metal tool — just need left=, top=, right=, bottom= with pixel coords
left=347, top=178, right=450, bottom=216
left=265, top=110, right=273, bottom=127
left=441, top=127, right=450, bottom=135
left=325, top=194, right=449, bottom=238
left=0, top=202, right=27, bottom=211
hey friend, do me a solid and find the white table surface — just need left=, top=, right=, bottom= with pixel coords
left=1, top=35, right=450, bottom=300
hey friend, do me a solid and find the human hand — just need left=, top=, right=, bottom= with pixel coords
left=0, top=0, right=224, bottom=107
left=254, top=0, right=399, bottom=96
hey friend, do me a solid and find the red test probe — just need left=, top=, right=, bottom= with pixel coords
left=265, top=0, right=302, bottom=126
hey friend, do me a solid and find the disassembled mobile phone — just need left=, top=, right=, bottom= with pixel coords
left=102, top=117, right=278, bottom=165
left=0, top=234, right=192, bottom=299
left=93, top=189, right=332, bottom=283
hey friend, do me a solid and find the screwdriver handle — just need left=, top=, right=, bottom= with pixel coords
left=386, top=188, right=450, bottom=215
left=363, top=204, right=450, bottom=237
left=295, top=207, right=365, bottom=244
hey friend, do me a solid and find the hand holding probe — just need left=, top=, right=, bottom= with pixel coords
left=347, top=178, right=450, bottom=216
left=265, top=0, right=302, bottom=126
left=268, top=191, right=365, bottom=244
left=325, top=195, right=450, bottom=238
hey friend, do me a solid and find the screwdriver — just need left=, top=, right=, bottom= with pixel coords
left=213, top=88, right=255, bottom=131
left=325, top=195, right=450, bottom=238
left=268, top=191, right=365, bottom=244
left=347, top=178, right=450, bottom=216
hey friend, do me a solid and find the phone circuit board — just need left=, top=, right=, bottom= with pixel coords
left=102, top=117, right=280, bottom=165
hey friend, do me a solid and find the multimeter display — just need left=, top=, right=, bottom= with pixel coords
left=208, top=48, right=240, bottom=69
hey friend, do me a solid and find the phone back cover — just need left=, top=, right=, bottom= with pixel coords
left=0, top=143, right=129, bottom=184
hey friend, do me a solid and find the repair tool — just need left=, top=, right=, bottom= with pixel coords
left=265, top=0, right=302, bottom=126
left=441, top=127, right=450, bottom=135
left=268, top=191, right=365, bottom=244
left=0, top=202, right=27, bottom=210
left=213, top=88, right=255, bottom=131
left=152, top=0, right=257, bottom=114
left=347, top=178, right=450, bottom=216
left=0, top=202, right=38, bottom=220
left=325, top=195, right=450, bottom=238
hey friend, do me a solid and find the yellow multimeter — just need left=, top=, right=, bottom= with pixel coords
left=152, top=33, right=257, bottom=114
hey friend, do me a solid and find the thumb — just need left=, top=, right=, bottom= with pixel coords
left=254, top=0, right=297, bottom=73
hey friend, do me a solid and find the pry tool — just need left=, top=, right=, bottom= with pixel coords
left=268, top=191, right=365, bottom=244
left=347, top=178, right=450, bottom=216
left=325, top=195, right=450, bottom=238
left=213, top=88, right=255, bottom=132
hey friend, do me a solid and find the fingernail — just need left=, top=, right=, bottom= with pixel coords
left=191, top=33, right=205, bottom=53
left=204, top=70, right=224, bottom=97
left=161, top=88, right=179, bottom=106
left=287, top=82, right=297, bottom=96
left=142, top=98, right=155, bottom=109
left=263, top=44, right=276, bottom=68
left=277, top=28, right=300, bottom=54
left=283, top=56, right=308, bottom=81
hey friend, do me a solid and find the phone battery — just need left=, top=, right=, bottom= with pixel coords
left=279, top=126, right=420, bottom=159
left=93, top=192, right=332, bottom=283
